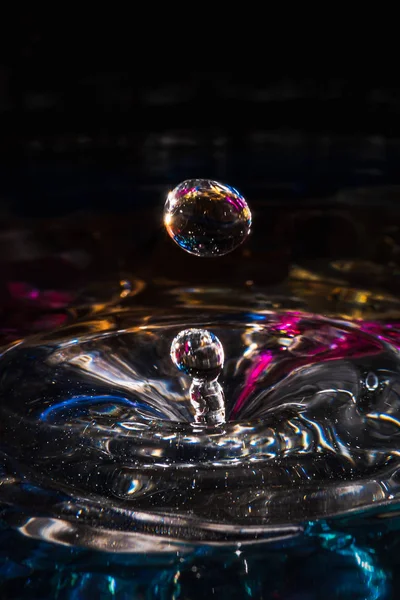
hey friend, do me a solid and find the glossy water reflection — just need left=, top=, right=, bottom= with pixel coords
left=1, top=258, right=400, bottom=598
left=171, top=328, right=225, bottom=425
left=2, top=284, right=400, bottom=552
left=164, top=179, right=251, bottom=257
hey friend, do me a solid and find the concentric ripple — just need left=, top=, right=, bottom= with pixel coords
left=2, top=288, right=400, bottom=550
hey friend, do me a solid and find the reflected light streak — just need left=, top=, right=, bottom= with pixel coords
left=231, top=351, right=274, bottom=418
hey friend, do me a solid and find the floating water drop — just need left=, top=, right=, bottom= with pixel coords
left=170, top=328, right=225, bottom=425
left=164, top=179, right=251, bottom=257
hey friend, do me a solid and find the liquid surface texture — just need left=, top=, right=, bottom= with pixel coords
left=2, top=284, right=400, bottom=543
left=2, top=279, right=400, bottom=597
left=2, top=172, right=400, bottom=596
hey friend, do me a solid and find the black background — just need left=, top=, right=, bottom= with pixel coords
left=1, top=22, right=400, bottom=342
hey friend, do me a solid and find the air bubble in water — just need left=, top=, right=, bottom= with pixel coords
left=164, top=179, right=251, bottom=257
left=170, top=328, right=225, bottom=425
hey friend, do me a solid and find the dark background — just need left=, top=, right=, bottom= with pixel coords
left=1, top=28, right=400, bottom=217
left=1, top=26, right=400, bottom=341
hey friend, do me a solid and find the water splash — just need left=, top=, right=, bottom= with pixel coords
left=170, top=328, right=225, bottom=425
left=2, top=289, right=400, bottom=550
left=163, top=179, right=251, bottom=257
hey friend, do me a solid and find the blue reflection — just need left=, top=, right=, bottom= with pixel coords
left=174, top=234, right=196, bottom=252
left=0, top=517, right=392, bottom=599
left=244, top=312, right=267, bottom=321
left=40, top=395, right=164, bottom=422
left=310, top=524, right=388, bottom=600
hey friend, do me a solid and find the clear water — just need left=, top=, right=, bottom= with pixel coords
left=1, top=280, right=400, bottom=597
left=2, top=176, right=400, bottom=597
left=163, top=179, right=251, bottom=257
left=170, top=328, right=225, bottom=425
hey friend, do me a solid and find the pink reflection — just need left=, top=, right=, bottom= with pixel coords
left=7, top=282, right=74, bottom=309
left=32, top=313, right=68, bottom=331
left=0, top=281, right=75, bottom=344
left=359, top=321, right=400, bottom=351
left=232, top=351, right=274, bottom=418
left=270, top=314, right=302, bottom=337
left=231, top=314, right=386, bottom=419
left=175, top=185, right=197, bottom=199
left=8, top=282, right=40, bottom=301
left=224, top=195, right=247, bottom=214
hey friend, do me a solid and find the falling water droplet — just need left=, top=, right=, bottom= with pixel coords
left=170, top=328, right=225, bottom=425
left=164, top=179, right=251, bottom=257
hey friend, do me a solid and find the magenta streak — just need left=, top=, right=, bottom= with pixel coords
left=231, top=351, right=274, bottom=418
left=8, top=282, right=40, bottom=301
left=175, top=186, right=197, bottom=199
left=224, top=196, right=246, bottom=213
left=230, top=322, right=384, bottom=418
left=359, top=320, right=400, bottom=351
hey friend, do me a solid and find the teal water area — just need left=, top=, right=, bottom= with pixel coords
left=1, top=507, right=397, bottom=600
